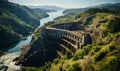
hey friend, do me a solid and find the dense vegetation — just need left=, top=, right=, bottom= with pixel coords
left=21, top=6, right=120, bottom=71
left=0, top=0, right=48, bottom=49
left=32, top=8, right=49, bottom=19
left=63, top=3, right=120, bottom=15
left=45, top=12, right=120, bottom=71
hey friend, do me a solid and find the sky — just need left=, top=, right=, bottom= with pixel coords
left=8, top=0, right=120, bottom=8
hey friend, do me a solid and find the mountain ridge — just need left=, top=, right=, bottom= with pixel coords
left=28, top=5, right=65, bottom=12
left=63, top=3, right=120, bottom=15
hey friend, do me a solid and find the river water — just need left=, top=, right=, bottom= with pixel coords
left=0, top=10, right=64, bottom=71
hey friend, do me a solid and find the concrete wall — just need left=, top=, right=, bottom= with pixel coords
left=41, top=27, right=84, bottom=53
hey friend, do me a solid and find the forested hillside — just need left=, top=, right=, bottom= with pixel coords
left=0, top=0, right=48, bottom=49
left=20, top=8, right=120, bottom=71
left=63, top=3, right=120, bottom=15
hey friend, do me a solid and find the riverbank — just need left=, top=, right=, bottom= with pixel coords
left=0, top=0, right=49, bottom=50
left=0, top=10, right=64, bottom=71
left=0, top=51, right=5, bottom=57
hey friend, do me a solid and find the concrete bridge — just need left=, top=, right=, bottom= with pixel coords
left=16, top=22, right=92, bottom=66
left=41, top=27, right=86, bottom=56
left=21, top=25, right=92, bottom=61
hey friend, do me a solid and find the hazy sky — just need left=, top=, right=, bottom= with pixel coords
left=8, top=0, right=120, bottom=8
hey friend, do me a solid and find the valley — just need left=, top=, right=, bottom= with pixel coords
left=0, top=0, right=48, bottom=50
left=0, top=0, right=120, bottom=71
left=16, top=6, right=120, bottom=71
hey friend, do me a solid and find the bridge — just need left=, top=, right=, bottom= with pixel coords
left=41, top=26, right=86, bottom=57
left=16, top=22, right=92, bottom=66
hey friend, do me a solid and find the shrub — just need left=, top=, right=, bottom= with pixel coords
left=39, top=62, right=51, bottom=71
left=107, top=17, right=120, bottom=33
left=22, top=67, right=39, bottom=71
left=109, top=44, right=116, bottom=51
left=73, top=50, right=85, bottom=60
left=84, top=45, right=93, bottom=55
left=99, top=56, right=120, bottom=71
left=89, top=46, right=101, bottom=54
left=98, top=42, right=104, bottom=45
left=102, top=30, right=108, bottom=37
left=53, top=58, right=59, bottom=64
left=73, top=45, right=92, bottom=60
left=65, top=50, right=73, bottom=59
left=69, top=63, right=81, bottom=71
left=94, top=50, right=108, bottom=62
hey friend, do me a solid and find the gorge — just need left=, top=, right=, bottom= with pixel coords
left=16, top=8, right=120, bottom=71
left=0, top=10, right=64, bottom=71
left=0, top=0, right=120, bottom=71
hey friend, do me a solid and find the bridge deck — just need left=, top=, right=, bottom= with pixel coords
left=45, top=27, right=83, bottom=37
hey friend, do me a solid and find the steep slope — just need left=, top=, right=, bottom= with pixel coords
left=29, top=5, right=64, bottom=12
left=0, top=0, right=48, bottom=49
left=47, top=11, right=120, bottom=71
left=32, top=8, right=49, bottom=18
left=18, top=7, right=120, bottom=71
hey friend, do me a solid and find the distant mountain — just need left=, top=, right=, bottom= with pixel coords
left=32, top=8, right=49, bottom=18
left=28, top=5, right=65, bottom=12
left=63, top=3, right=120, bottom=15
left=92, top=3, right=119, bottom=8
left=0, top=0, right=48, bottom=49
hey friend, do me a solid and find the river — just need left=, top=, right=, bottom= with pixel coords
left=0, top=10, right=64, bottom=71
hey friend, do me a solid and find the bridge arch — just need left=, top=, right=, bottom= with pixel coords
left=41, top=27, right=84, bottom=53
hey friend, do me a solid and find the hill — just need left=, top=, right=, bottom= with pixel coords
left=0, top=0, right=48, bottom=49
left=63, top=3, right=120, bottom=15
left=16, top=6, right=120, bottom=71
left=32, top=8, right=49, bottom=18
left=29, top=5, right=65, bottom=12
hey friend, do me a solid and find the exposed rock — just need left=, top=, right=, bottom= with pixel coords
left=0, top=64, right=8, bottom=71
left=13, top=57, right=19, bottom=62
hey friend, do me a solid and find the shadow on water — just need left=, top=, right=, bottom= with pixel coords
left=1, top=42, right=19, bottom=52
